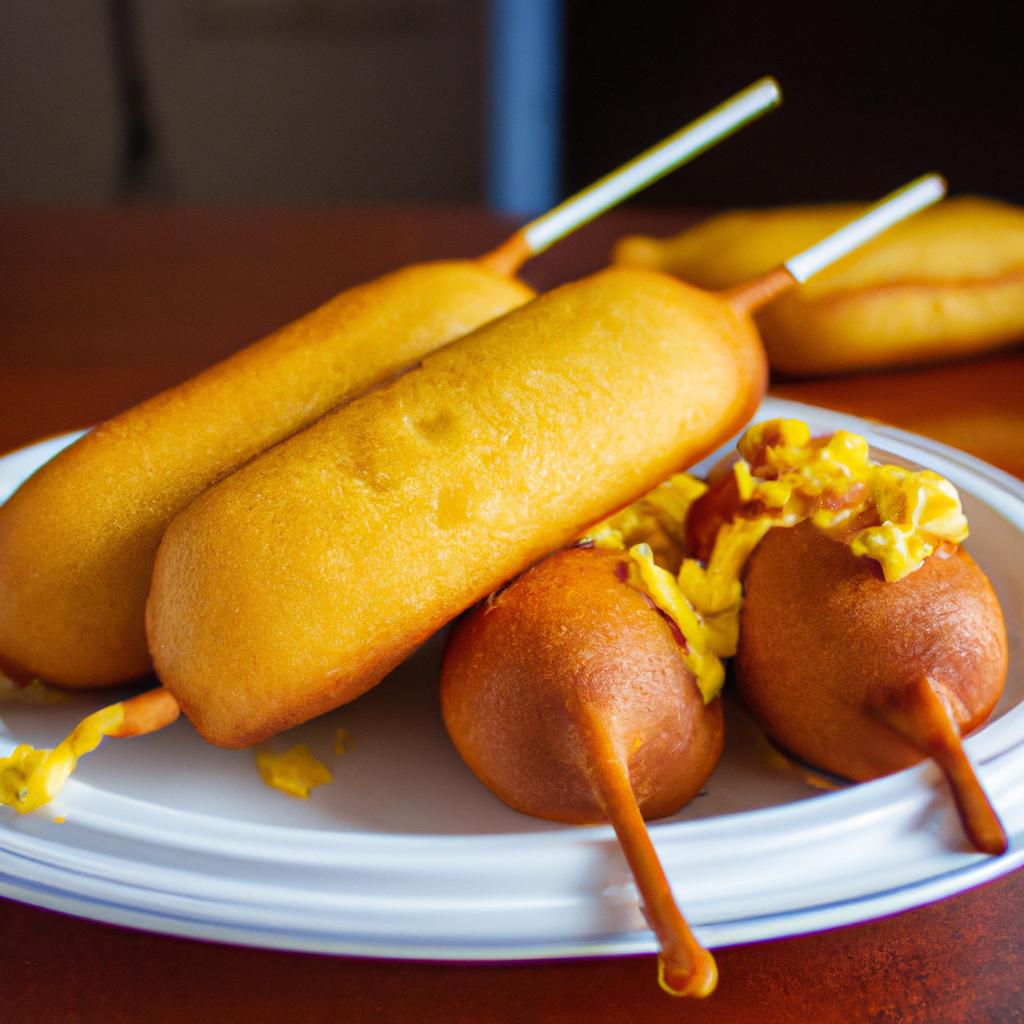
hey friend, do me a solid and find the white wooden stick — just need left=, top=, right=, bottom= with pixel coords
left=522, top=77, right=782, bottom=256
left=785, top=174, right=947, bottom=283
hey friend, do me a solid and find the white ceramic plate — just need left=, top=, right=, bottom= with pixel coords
left=1, top=397, right=1021, bottom=960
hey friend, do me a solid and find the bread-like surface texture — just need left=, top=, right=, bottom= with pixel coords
left=614, top=197, right=1024, bottom=375
left=441, top=547, right=724, bottom=823
left=0, top=261, right=532, bottom=686
left=148, top=267, right=766, bottom=747
left=737, top=522, right=1008, bottom=780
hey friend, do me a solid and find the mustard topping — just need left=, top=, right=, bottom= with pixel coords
left=849, top=467, right=968, bottom=580
left=584, top=473, right=708, bottom=570
left=582, top=418, right=969, bottom=705
left=735, top=419, right=968, bottom=580
left=0, top=702, right=125, bottom=813
left=583, top=475, right=737, bottom=703
left=256, top=744, right=333, bottom=799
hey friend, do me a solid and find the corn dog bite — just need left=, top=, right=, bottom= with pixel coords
left=0, top=78, right=781, bottom=690
left=614, top=196, right=1024, bottom=375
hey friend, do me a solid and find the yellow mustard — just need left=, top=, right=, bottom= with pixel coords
left=584, top=473, right=709, bottom=571
left=0, top=701, right=125, bottom=813
left=582, top=418, right=969, bottom=704
left=256, top=744, right=333, bottom=799
left=735, top=419, right=968, bottom=579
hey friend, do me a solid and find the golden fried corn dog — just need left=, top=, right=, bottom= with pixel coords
left=0, top=263, right=532, bottom=687
left=614, top=197, right=1024, bottom=375
left=147, top=267, right=767, bottom=747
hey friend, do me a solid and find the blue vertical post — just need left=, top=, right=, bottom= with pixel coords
left=487, top=0, right=564, bottom=216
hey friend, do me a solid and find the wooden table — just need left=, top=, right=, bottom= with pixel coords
left=1, top=205, right=1022, bottom=1023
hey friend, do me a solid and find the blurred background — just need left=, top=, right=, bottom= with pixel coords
left=2, top=0, right=1020, bottom=213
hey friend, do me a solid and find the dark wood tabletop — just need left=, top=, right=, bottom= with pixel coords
left=1, top=205, right=1022, bottom=1023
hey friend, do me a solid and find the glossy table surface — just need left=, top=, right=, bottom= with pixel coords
left=1, top=204, right=1022, bottom=1023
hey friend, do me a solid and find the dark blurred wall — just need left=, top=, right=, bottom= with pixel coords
left=0, top=0, right=486, bottom=204
left=134, top=0, right=486, bottom=203
left=0, top=2, right=121, bottom=201
left=563, top=3, right=1022, bottom=205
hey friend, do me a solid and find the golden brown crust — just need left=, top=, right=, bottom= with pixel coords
left=441, top=547, right=723, bottom=823
left=147, top=267, right=765, bottom=747
left=0, top=261, right=532, bottom=688
left=737, top=522, right=1008, bottom=781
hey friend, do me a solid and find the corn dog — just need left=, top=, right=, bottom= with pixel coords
left=0, top=263, right=533, bottom=688
left=738, top=521, right=1008, bottom=854
left=147, top=176, right=945, bottom=750
left=685, top=419, right=1009, bottom=853
left=147, top=265, right=767, bottom=747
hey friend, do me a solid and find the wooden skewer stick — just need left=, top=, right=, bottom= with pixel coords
left=725, top=173, right=947, bottom=314
left=480, top=77, right=782, bottom=276
left=580, top=705, right=718, bottom=999
left=111, top=686, right=181, bottom=738
left=871, top=676, right=1008, bottom=855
